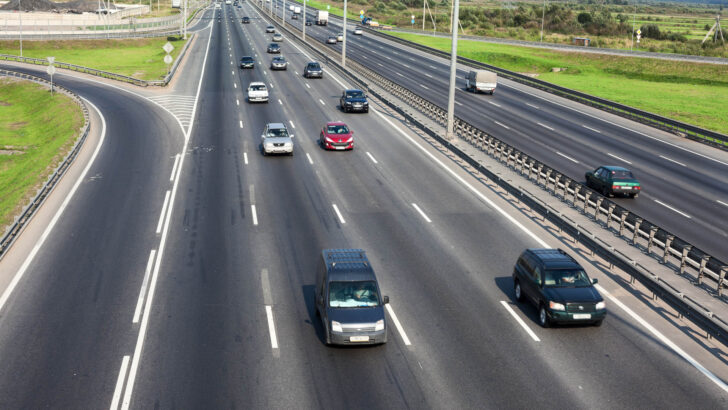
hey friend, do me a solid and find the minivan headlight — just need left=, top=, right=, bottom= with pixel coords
left=331, top=321, right=343, bottom=333
left=596, top=301, right=606, bottom=310
left=374, top=319, right=384, bottom=331
left=549, top=301, right=565, bottom=311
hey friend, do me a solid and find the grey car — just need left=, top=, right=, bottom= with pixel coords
left=303, top=61, right=323, bottom=78
left=270, top=56, right=288, bottom=70
left=326, top=36, right=337, bottom=44
left=261, top=123, right=293, bottom=156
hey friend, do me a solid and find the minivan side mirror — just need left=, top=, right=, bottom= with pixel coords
left=592, top=278, right=598, bottom=284
left=383, top=296, right=389, bottom=304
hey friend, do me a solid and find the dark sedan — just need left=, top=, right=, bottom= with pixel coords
left=585, top=165, right=641, bottom=198
left=239, top=56, right=255, bottom=69
left=267, top=43, right=281, bottom=53
left=339, top=89, right=369, bottom=113
left=303, top=61, right=323, bottom=78
left=241, top=16, right=250, bottom=23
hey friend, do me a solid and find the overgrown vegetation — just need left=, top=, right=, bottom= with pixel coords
left=0, top=78, right=83, bottom=232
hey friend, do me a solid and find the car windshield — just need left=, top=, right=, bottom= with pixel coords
left=347, top=91, right=364, bottom=98
left=611, top=170, right=634, bottom=179
left=308, top=63, right=320, bottom=69
left=544, top=269, right=591, bottom=287
left=327, top=125, right=349, bottom=134
left=250, top=85, right=266, bottom=91
left=242, top=57, right=253, bottom=61
left=265, top=127, right=288, bottom=138
left=274, top=57, right=284, bottom=62
left=329, top=281, right=379, bottom=307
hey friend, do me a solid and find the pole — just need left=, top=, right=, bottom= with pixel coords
left=19, top=0, right=22, bottom=57
left=342, top=0, right=347, bottom=67
left=630, top=1, right=636, bottom=51
left=282, top=0, right=285, bottom=27
left=302, top=0, right=306, bottom=41
left=445, top=0, right=459, bottom=141
left=422, top=0, right=425, bottom=31
left=183, top=0, right=187, bottom=39
left=540, top=0, right=546, bottom=42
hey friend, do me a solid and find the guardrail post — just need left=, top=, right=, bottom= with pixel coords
left=632, top=218, right=643, bottom=245
left=583, top=192, right=592, bottom=213
left=697, top=256, right=710, bottom=285
left=718, top=266, right=727, bottom=296
left=662, top=235, right=674, bottom=264
left=606, top=204, right=615, bottom=229
left=680, top=246, right=692, bottom=274
left=647, top=227, right=659, bottom=254
left=594, top=198, right=603, bottom=219
left=619, top=211, right=628, bottom=237
left=563, top=180, right=571, bottom=202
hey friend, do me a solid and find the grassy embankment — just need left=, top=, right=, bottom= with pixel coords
left=389, top=31, right=728, bottom=136
left=0, top=78, right=84, bottom=232
left=0, top=37, right=188, bottom=80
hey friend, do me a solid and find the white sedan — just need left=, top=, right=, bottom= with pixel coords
left=353, top=28, right=363, bottom=35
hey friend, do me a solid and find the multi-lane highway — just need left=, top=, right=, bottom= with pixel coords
left=0, top=2, right=726, bottom=408
left=264, top=0, right=728, bottom=259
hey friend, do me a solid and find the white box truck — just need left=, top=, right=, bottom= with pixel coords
left=294, top=6, right=301, bottom=14
left=465, top=70, right=497, bottom=95
left=316, top=10, right=328, bottom=25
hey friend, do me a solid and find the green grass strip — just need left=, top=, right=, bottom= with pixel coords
left=389, top=31, right=728, bottom=137
left=0, top=78, right=84, bottom=231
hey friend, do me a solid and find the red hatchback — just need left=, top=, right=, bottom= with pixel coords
left=320, top=122, right=354, bottom=150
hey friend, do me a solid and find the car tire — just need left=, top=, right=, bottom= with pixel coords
left=630, top=193, right=638, bottom=198
left=593, top=320, right=603, bottom=327
left=514, top=280, right=524, bottom=302
left=539, top=304, right=551, bottom=328
left=601, top=186, right=609, bottom=197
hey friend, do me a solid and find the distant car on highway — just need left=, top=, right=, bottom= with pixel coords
left=513, top=248, right=606, bottom=327
left=265, top=25, right=275, bottom=33
left=267, top=43, right=281, bottom=53
left=270, top=56, right=288, bottom=70
left=272, top=33, right=283, bottom=42
left=247, top=82, right=269, bottom=103
left=336, top=33, right=344, bottom=42
left=326, top=36, right=337, bottom=44
left=340, top=89, right=368, bottom=113
left=239, top=56, right=255, bottom=69
left=353, top=28, right=363, bottom=35
left=241, top=16, right=250, bottom=23
left=320, top=122, right=354, bottom=150
left=261, top=122, right=293, bottom=156
left=305, top=19, right=312, bottom=26
left=303, top=61, right=323, bottom=78
left=585, top=165, right=641, bottom=198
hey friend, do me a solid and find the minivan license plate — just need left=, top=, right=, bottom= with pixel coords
left=572, top=313, right=591, bottom=320
left=350, top=336, right=369, bottom=342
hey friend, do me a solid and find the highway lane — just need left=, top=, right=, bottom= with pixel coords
left=265, top=0, right=728, bottom=259
left=123, top=3, right=727, bottom=407
left=0, top=65, right=183, bottom=407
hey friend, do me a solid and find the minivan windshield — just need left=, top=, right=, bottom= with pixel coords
left=544, top=269, right=591, bottom=287
left=329, top=281, right=379, bottom=307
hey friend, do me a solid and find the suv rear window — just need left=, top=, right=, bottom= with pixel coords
left=329, top=281, right=379, bottom=307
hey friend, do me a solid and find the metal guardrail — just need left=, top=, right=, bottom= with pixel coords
left=255, top=2, right=728, bottom=346
left=0, top=69, right=90, bottom=261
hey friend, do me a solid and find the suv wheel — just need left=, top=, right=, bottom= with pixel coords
left=539, top=304, right=551, bottom=328
left=514, top=280, right=524, bottom=302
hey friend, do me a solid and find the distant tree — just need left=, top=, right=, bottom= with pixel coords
left=577, top=12, right=592, bottom=25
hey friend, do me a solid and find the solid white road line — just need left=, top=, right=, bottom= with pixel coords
left=251, top=205, right=259, bottom=225
left=155, top=191, right=171, bottom=234
left=385, top=304, right=412, bottom=346
left=659, top=155, right=686, bottom=167
left=319, top=99, right=325, bottom=105
left=488, top=101, right=501, bottom=107
left=289, top=120, right=295, bottom=129
left=132, top=250, right=157, bottom=324
left=366, top=151, right=378, bottom=164
left=332, top=204, right=346, bottom=224
left=582, top=124, right=601, bottom=133
left=718, top=200, right=728, bottom=207
left=120, top=18, right=214, bottom=410
left=265, top=305, right=279, bottom=349
left=500, top=301, right=541, bottom=342
left=526, top=103, right=539, bottom=109
left=595, top=284, right=728, bottom=393
left=412, top=203, right=432, bottom=223
left=537, top=122, right=554, bottom=131
left=556, top=151, right=580, bottom=164
left=654, top=199, right=691, bottom=218
left=236, top=99, right=240, bottom=106
left=169, top=154, right=180, bottom=182
left=306, top=153, right=314, bottom=164
left=0, top=98, right=106, bottom=315
left=244, top=152, right=249, bottom=165
left=607, top=152, right=632, bottom=165
left=110, top=355, right=131, bottom=410
left=239, top=120, right=243, bottom=128
left=494, top=121, right=510, bottom=130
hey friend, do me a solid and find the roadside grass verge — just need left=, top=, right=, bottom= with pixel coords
left=0, top=36, right=188, bottom=81
left=0, top=78, right=83, bottom=233
left=389, top=31, right=728, bottom=136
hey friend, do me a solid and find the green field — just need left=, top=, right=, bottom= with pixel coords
left=389, top=32, right=728, bottom=136
left=0, top=37, right=188, bottom=81
left=0, top=78, right=84, bottom=232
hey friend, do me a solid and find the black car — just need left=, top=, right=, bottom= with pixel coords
left=305, top=19, right=313, bottom=26
left=513, top=249, right=606, bottom=327
left=303, top=61, right=323, bottom=78
left=315, top=249, right=388, bottom=345
left=267, top=43, right=281, bottom=53
left=241, top=16, right=250, bottom=23
left=239, top=56, right=255, bottom=68
left=340, top=89, right=369, bottom=113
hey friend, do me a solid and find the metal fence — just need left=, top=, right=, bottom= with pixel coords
left=253, top=1, right=728, bottom=346
left=0, top=69, right=90, bottom=261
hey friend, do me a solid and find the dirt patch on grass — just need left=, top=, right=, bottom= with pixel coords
left=7, top=121, right=27, bottom=130
left=0, top=149, right=24, bottom=155
left=0, top=101, right=10, bottom=106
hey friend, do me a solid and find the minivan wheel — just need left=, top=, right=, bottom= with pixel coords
left=539, top=305, right=551, bottom=328
left=514, top=281, right=524, bottom=302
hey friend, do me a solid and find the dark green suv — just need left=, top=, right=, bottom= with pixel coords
left=513, top=249, right=606, bottom=327
left=585, top=165, right=641, bottom=198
